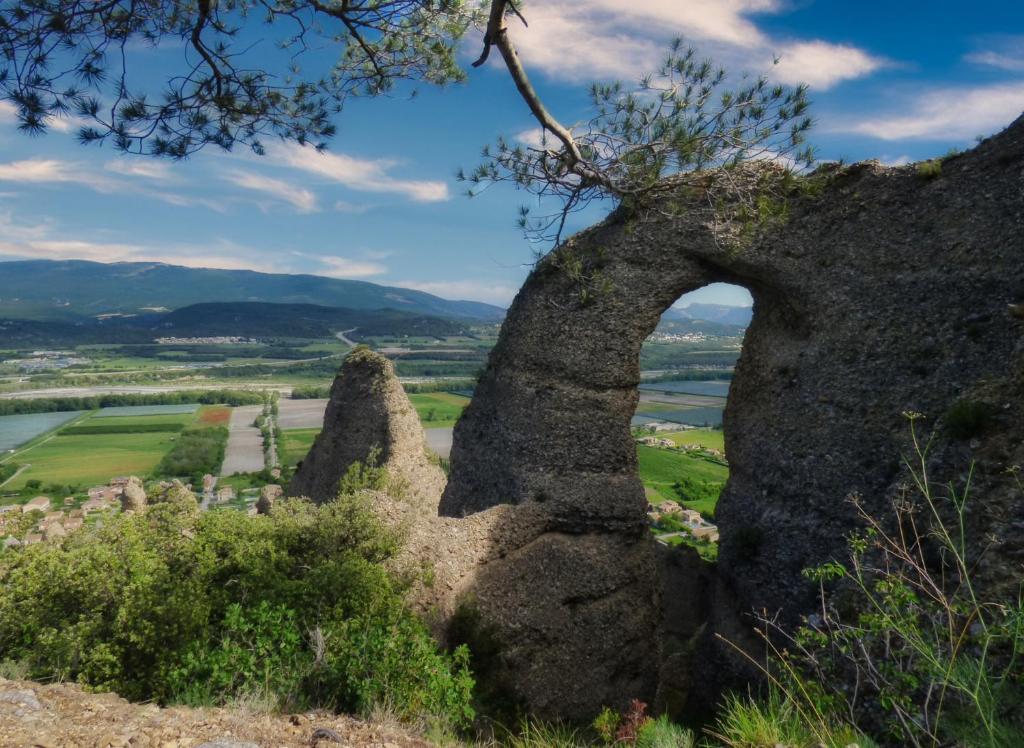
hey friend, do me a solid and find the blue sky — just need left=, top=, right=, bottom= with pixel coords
left=0, top=1, right=1022, bottom=309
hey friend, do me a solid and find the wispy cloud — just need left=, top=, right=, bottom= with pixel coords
left=837, top=82, right=1024, bottom=140
left=223, top=170, right=319, bottom=213
left=392, top=279, right=519, bottom=306
left=508, top=0, right=884, bottom=91
left=105, top=159, right=179, bottom=181
left=964, top=36, right=1024, bottom=72
left=317, top=256, right=389, bottom=278
left=267, top=143, right=450, bottom=203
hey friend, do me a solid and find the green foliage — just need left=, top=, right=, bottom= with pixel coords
left=0, top=494, right=475, bottom=728
left=61, top=423, right=185, bottom=435
left=465, top=37, right=815, bottom=244
left=916, top=159, right=943, bottom=179
left=0, top=390, right=264, bottom=417
left=945, top=399, right=996, bottom=440
left=337, top=447, right=390, bottom=496
left=635, top=715, right=695, bottom=748
left=711, top=690, right=865, bottom=748
left=500, top=719, right=586, bottom=748
left=761, top=416, right=1024, bottom=747
left=592, top=707, right=622, bottom=744
left=153, top=427, right=228, bottom=483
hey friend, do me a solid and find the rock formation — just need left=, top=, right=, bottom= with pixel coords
left=290, top=348, right=446, bottom=508
left=119, top=477, right=147, bottom=513
left=256, top=484, right=282, bottom=515
left=430, top=114, right=1024, bottom=713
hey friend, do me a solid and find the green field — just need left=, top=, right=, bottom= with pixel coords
left=661, top=428, right=725, bottom=452
left=637, top=444, right=728, bottom=516
left=7, top=431, right=181, bottom=489
left=83, top=412, right=196, bottom=428
left=408, top=392, right=469, bottom=428
left=281, top=428, right=320, bottom=467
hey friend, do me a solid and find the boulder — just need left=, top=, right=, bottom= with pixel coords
left=119, top=477, right=147, bottom=514
left=256, top=484, right=282, bottom=515
left=289, top=348, right=445, bottom=508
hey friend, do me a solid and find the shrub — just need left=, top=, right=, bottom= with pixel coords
left=916, top=159, right=942, bottom=179
left=0, top=492, right=475, bottom=729
left=635, top=715, right=695, bottom=748
left=153, top=426, right=228, bottom=482
left=746, top=414, right=1023, bottom=747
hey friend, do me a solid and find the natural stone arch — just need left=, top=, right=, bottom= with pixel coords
left=439, top=114, right=1024, bottom=712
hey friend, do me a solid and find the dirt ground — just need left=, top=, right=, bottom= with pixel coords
left=0, top=679, right=433, bottom=748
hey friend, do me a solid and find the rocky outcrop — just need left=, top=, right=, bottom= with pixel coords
left=256, top=484, right=282, bottom=515
left=434, top=114, right=1024, bottom=712
left=290, top=348, right=445, bottom=508
left=119, top=477, right=147, bottom=513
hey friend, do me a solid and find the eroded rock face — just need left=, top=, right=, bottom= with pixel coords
left=438, top=115, right=1024, bottom=711
left=290, top=348, right=445, bottom=508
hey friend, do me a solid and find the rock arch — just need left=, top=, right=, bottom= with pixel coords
left=435, top=115, right=1024, bottom=714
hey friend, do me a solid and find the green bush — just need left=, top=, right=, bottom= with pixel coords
left=0, top=493, right=475, bottom=728
left=916, top=159, right=942, bottom=179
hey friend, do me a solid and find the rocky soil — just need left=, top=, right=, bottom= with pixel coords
left=0, top=679, right=432, bottom=748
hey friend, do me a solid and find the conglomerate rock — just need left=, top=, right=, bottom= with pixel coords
left=119, top=476, right=147, bottom=513
left=430, top=113, right=1024, bottom=713
left=290, top=348, right=446, bottom=509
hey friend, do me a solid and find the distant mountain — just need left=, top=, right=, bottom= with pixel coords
left=664, top=303, right=753, bottom=327
left=0, top=260, right=505, bottom=322
left=154, top=302, right=466, bottom=339
left=0, top=302, right=469, bottom=346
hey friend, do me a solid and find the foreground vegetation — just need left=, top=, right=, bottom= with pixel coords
left=0, top=489, right=475, bottom=729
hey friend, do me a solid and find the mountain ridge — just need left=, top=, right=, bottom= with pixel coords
left=0, top=259, right=505, bottom=322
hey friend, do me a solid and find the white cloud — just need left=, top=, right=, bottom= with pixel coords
left=0, top=159, right=116, bottom=190
left=317, top=256, right=389, bottom=278
left=966, top=51, right=1024, bottom=72
left=506, top=0, right=882, bottom=91
left=0, top=212, right=284, bottom=273
left=392, top=279, right=519, bottom=306
left=105, top=159, right=178, bottom=181
left=223, top=170, right=319, bottom=213
left=839, top=82, right=1024, bottom=141
left=772, top=41, right=886, bottom=88
left=268, top=143, right=450, bottom=203
left=515, top=128, right=548, bottom=149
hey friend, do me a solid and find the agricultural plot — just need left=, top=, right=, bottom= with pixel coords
left=661, top=428, right=725, bottom=452
left=408, top=392, right=469, bottom=428
left=5, top=431, right=181, bottom=489
left=92, top=404, right=200, bottom=417
left=639, top=380, right=731, bottom=397
left=0, top=411, right=85, bottom=452
left=281, top=428, right=319, bottom=468
left=636, top=444, right=728, bottom=516
left=633, top=407, right=724, bottom=426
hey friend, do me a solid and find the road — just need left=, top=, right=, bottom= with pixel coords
left=0, top=464, right=30, bottom=489
left=221, top=405, right=266, bottom=476
left=424, top=427, right=453, bottom=459
left=335, top=328, right=358, bottom=348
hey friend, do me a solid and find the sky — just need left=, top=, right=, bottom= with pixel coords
left=0, top=1, right=1022, bottom=310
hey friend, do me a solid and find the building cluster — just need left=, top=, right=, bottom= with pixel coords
left=0, top=478, right=125, bottom=548
left=648, top=500, right=720, bottom=543
left=155, top=336, right=256, bottom=345
left=3, top=351, right=91, bottom=372
left=646, top=332, right=707, bottom=344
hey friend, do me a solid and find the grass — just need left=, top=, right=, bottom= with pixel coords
left=7, top=431, right=179, bottom=488
left=408, top=392, right=469, bottom=428
left=281, top=428, right=320, bottom=467
left=637, top=445, right=727, bottom=515
left=660, top=428, right=725, bottom=452
left=82, top=412, right=196, bottom=428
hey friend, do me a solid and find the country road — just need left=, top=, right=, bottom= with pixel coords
left=221, top=405, right=265, bottom=476
left=335, top=328, right=358, bottom=347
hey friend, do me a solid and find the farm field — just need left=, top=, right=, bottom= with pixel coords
left=661, top=428, right=725, bottom=452
left=637, top=444, right=728, bottom=515
left=281, top=428, right=319, bottom=468
left=0, top=411, right=85, bottom=452
left=6, top=431, right=181, bottom=489
left=639, top=380, right=731, bottom=397
left=633, top=406, right=724, bottom=426
left=408, top=392, right=469, bottom=428
left=92, top=404, right=200, bottom=417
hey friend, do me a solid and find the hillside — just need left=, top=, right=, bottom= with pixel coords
left=0, top=259, right=505, bottom=322
left=154, top=302, right=467, bottom=339
left=664, top=303, right=752, bottom=327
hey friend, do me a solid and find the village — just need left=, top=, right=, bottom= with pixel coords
left=0, top=473, right=283, bottom=549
